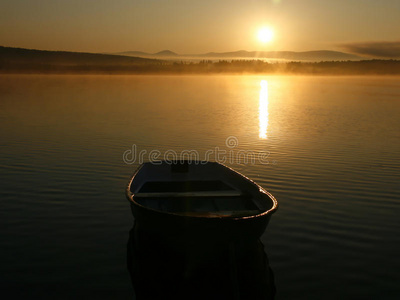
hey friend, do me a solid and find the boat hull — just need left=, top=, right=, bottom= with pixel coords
left=126, top=161, right=277, bottom=252
left=129, top=197, right=271, bottom=254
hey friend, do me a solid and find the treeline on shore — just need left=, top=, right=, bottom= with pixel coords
left=170, top=59, right=400, bottom=75
left=1, top=46, right=400, bottom=75
left=2, top=59, right=400, bottom=75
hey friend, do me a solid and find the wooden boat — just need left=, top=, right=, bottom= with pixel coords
left=126, top=160, right=278, bottom=251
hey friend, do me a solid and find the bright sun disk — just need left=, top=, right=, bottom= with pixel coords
left=258, top=27, right=274, bottom=43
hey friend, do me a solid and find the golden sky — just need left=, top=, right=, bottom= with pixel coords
left=1, top=0, right=399, bottom=57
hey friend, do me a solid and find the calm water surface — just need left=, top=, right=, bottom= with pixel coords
left=1, top=75, right=399, bottom=299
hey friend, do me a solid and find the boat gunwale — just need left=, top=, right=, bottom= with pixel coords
left=125, top=160, right=278, bottom=220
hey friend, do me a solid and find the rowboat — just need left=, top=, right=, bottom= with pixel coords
left=126, top=160, right=278, bottom=244
left=126, top=160, right=278, bottom=250
left=126, top=161, right=278, bottom=245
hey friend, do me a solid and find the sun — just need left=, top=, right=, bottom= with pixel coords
left=258, top=27, right=274, bottom=43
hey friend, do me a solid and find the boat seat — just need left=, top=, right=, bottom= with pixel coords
left=134, top=190, right=243, bottom=198
left=181, top=210, right=262, bottom=217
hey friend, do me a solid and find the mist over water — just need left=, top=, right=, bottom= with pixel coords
left=0, top=75, right=399, bottom=298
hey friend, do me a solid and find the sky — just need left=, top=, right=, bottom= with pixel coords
left=1, top=0, right=400, bottom=57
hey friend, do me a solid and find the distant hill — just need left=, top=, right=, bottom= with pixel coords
left=115, top=50, right=179, bottom=58
left=155, top=50, right=178, bottom=56
left=116, top=49, right=364, bottom=61
left=0, top=46, right=160, bottom=73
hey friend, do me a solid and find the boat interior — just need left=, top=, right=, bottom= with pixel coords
left=134, top=180, right=263, bottom=217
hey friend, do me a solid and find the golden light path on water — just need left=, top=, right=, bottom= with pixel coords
left=259, top=80, right=269, bottom=139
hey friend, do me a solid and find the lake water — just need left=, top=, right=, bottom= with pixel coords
left=1, top=75, right=399, bottom=299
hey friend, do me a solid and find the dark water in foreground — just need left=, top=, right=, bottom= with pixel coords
left=1, top=75, right=399, bottom=299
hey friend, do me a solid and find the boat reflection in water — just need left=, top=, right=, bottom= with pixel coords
left=127, top=223, right=276, bottom=299
left=126, top=161, right=277, bottom=299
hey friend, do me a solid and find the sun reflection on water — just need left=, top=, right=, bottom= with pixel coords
left=259, top=80, right=269, bottom=139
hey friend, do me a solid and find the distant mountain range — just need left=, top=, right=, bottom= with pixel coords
left=2, top=45, right=398, bottom=75
left=114, top=49, right=364, bottom=61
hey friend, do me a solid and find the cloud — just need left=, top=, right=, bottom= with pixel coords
left=340, top=41, right=400, bottom=59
